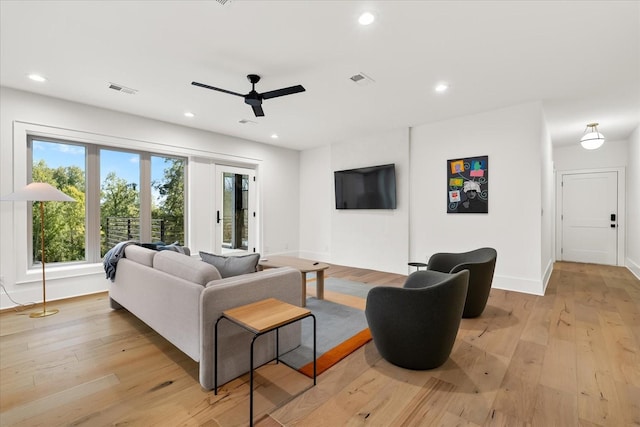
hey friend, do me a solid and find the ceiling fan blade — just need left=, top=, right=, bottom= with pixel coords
left=191, top=81, right=245, bottom=97
left=252, top=104, right=265, bottom=117
left=261, top=85, right=306, bottom=100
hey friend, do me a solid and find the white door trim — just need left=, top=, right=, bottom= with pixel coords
left=555, top=167, right=626, bottom=265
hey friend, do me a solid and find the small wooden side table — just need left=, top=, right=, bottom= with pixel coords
left=214, top=298, right=316, bottom=426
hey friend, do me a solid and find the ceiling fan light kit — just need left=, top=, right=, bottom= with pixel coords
left=192, top=74, right=305, bottom=117
left=580, top=122, right=605, bottom=150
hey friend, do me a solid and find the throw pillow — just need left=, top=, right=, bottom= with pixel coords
left=199, top=251, right=260, bottom=278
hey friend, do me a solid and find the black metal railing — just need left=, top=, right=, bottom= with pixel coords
left=104, top=217, right=184, bottom=251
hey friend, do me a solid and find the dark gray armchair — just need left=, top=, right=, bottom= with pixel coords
left=427, top=247, right=497, bottom=318
left=365, top=270, right=469, bottom=370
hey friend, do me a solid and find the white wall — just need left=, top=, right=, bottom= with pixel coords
left=299, top=102, right=553, bottom=293
left=410, top=102, right=548, bottom=294
left=299, top=145, right=332, bottom=260
left=299, top=128, right=410, bottom=275
left=0, top=87, right=300, bottom=309
left=554, top=138, right=629, bottom=170
left=627, top=126, right=640, bottom=278
left=540, top=116, right=555, bottom=290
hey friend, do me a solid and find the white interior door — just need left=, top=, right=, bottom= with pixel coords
left=561, top=171, right=618, bottom=265
left=214, top=165, right=256, bottom=255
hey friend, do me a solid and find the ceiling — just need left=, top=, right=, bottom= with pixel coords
left=1, top=1, right=638, bottom=151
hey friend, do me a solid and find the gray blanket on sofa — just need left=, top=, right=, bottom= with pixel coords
left=103, top=241, right=190, bottom=281
left=103, top=240, right=137, bottom=281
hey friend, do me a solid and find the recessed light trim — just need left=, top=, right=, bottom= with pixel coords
left=270, top=134, right=279, bottom=139
left=435, top=83, right=449, bottom=93
left=184, top=112, right=195, bottom=118
left=358, top=12, right=375, bottom=26
left=28, top=74, right=47, bottom=82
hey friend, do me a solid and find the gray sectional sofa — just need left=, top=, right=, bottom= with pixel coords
left=108, top=245, right=302, bottom=390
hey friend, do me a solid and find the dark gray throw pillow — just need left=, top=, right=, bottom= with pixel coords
left=199, top=251, right=260, bottom=278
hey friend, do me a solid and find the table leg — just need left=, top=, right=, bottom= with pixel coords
left=316, top=270, right=325, bottom=300
left=301, top=272, right=307, bottom=307
left=312, top=314, right=317, bottom=384
left=250, top=334, right=258, bottom=427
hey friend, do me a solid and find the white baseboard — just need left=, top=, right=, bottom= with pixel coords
left=542, top=259, right=554, bottom=294
left=626, top=257, right=640, bottom=280
left=492, top=274, right=545, bottom=296
left=297, top=250, right=331, bottom=263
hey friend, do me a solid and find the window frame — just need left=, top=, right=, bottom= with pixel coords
left=12, top=122, right=189, bottom=284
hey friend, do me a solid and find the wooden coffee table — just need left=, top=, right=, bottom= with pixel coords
left=258, top=256, right=330, bottom=307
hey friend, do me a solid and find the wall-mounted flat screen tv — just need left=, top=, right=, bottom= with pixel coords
left=334, top=164, right=397, bottom=209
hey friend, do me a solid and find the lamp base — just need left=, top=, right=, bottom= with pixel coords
left=30, top=308, right=59, bottom=318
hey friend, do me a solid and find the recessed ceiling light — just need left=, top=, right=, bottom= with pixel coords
left=358, top=12, right=375, bottom=26
left=435, top=83, right=449, bottom=93
left=28, top=74, right=47, bottom=82
left=271, top=134, right=279, bottom=139
left=184, top=112, right=195, bottom=118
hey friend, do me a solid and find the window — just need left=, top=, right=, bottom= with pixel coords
left=151, top=155, right=185, bottom=245
left=31, top=139, right=86, bottom=264
left=100, top=149, right=141, bottom=255
left=29, top=137, right=187, bottom=265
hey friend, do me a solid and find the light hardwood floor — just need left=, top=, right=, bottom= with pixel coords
left=0, top=262, right=638, bottom=426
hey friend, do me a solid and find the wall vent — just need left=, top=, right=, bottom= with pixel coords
left=349, top=72, right=375, bottom=86
left=215, top=0, right=232, bottom=5
left=108, top=82, right=138, bottom=95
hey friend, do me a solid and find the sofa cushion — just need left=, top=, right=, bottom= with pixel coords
left=124, top=245, right=155, bottom=267
left=199, top=251, right=260, bottom=278
left=154, top=250, right=221, bottom=285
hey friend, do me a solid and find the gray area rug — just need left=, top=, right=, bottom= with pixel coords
left=322, top=277, right=372, bottom=299
left=280, top=296, right=368, bottom=369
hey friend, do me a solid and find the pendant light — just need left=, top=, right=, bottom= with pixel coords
left=580, top=123, right=605, bottom=150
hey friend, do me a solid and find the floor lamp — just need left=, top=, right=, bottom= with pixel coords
left=1, top=182, right=75, bottom=318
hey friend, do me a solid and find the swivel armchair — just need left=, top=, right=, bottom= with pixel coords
left=427, top=247, right=497, bottom=318
left=365, top=270, right=469, bottom=370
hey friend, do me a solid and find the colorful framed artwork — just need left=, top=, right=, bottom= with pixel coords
left=447, top=155, right=488, bottom=213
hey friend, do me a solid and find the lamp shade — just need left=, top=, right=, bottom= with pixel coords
left=580, top=123, right=605, bottom=150
left=1, top=182, right=75, bottom=202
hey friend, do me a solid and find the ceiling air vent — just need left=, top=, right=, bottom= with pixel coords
left=108, top=82, right=138, bottom=95
left=349, top=72, right=375, bottom=86
left=215, top=0, right=231, bottom=5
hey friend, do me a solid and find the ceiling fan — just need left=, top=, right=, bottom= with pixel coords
left=191, top=74, right=305, bottom=117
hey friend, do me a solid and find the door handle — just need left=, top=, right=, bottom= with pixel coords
left=216, top=210, right=221, bottom=224
left=611, top=224, right=616, bottom=228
